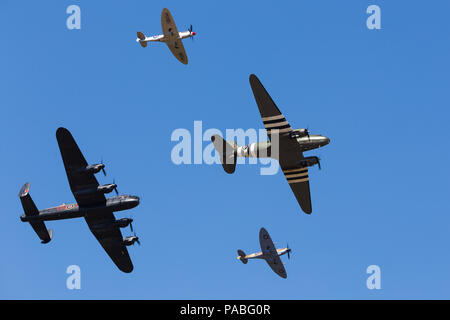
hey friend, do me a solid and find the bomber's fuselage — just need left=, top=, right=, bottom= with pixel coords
left=20, top=195, right=140, bottom=222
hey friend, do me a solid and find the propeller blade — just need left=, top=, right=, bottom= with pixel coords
left=136, top=238, right=141, bottom=246
left=130, top=222, right=133, bottom=232
left=100, top=158, right=107, bottom=176
left=287, top=243, right=291, bottom=259
left=112, top=178, right=118, bottom=195
left=318, top=158, right=322, bottom=170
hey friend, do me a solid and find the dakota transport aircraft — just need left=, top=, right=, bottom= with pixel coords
left=136, top=8, right=195, bottom=64
left=19, top=128, right=140, bottom=273
left=211, top=74, right=330, bottom=214
left=237, top=228, right=291, bottom=279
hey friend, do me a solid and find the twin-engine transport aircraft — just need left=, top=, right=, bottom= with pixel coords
left=211, top=74, right=330, bottom=214
left=136, top=8, right=195, bottom=65
left=19, top=128, right=140, bottom=273
left=237, top=228, right=291, bottom=279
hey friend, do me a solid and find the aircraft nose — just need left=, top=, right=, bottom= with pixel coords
left=323, top=137, right=330, bottom=145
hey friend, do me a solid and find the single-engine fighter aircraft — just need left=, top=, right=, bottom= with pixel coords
left=18, top=127, right=140, bottom=273
left=237, top=228, right=291, bottom=279
left=136, top=8, right=195, bottom=64
left=211, top=74, right=330, bottom=214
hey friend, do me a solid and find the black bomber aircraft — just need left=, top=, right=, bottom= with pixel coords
left=212, top=74, right=330, bottom=214
left=19, top=127, right=140, bottom=273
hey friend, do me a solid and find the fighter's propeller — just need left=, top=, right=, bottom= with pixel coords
left=188, top=25, right=195, bottom=40
left=287, top=243, right=291, bottom=259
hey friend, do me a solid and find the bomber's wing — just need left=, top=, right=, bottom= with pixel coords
left=56, top=127, right=105, bottom=207
left=249, top=75, right=312, bottom=214
left=259, top=228, right=287, bottom=279
left=161, top=8, right=188, bottom=64
left=84, top=209, right=133, bottom=273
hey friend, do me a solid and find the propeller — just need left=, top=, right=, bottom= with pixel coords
left=100, top=158, right=107, bottom=176
left=317, top=157, right=322, bottom=170
left=287, top=243, right=291, bottom=259
left=129, top=220, right=134, bottom=233
left=134, top=232, right=141, bottom=246
left=188, top=24, right=195, bottom=40
left=112, top=179, right=118, bottom=195
left=305, top=128, right=310, bottom=141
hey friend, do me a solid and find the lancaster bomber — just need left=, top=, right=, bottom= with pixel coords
left=212, top=74, right=330, bottom=214
left=19, top=127, right=140, bottom=273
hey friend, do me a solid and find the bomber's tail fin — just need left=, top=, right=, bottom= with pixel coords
left=237, top=250, right=248, bottom=264
left=211, top=134, right=237, bottom=174
left=19, top=183, right=53, bottom=244
left=136, top=31, right=148, bottom=48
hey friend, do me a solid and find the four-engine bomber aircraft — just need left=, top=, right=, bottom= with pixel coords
left=19, top=127, right=140, bottom=273
left=237, top=228, right=291, bottom=279
left=211, top=74, right=330, bottom=214
left=136, top=8, right=195, bottom=64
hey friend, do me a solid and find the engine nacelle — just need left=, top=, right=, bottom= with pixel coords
left=289, top=129, right=309, bottom=139
left=299, top=156, right=321, bottom=169
left=78, top=163, right=105, bottom=174
left=97, top=183, right=117, bottom=194
left=123, top=236, right=139, bottom=246
left=115, top=218, right=133, bottom=229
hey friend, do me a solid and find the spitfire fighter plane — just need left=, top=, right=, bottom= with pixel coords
left=19, top=127, right=140, bottom=273
left=211, top=74, right=330, bottom=214
left=237, top=228, right=291, bottom=279
left=136, top=8, right=195, bottom=65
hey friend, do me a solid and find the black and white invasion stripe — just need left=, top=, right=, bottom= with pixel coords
left=262, top=114, right=292, bottom=135
left=283, top=167, right=309, bottom=184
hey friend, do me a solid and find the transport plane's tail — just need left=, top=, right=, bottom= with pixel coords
left=19, top=183, right=53, bottom=244
left=211, top=134, right=237, bottom=174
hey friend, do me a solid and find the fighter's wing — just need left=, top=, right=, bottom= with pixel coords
left=166, top=40, right=188, bottom=65
left=56, top=128, right=106, bottom=207
left=85, top=209, right=133, bottom=273
left=259, top=228, right=287, bottom=278
left=281, top=164, right=312, bottom=214
left=161, top=8, right=188, bottom=64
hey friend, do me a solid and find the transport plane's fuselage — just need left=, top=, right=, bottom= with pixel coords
left=235, top=132, right=330, bottom=159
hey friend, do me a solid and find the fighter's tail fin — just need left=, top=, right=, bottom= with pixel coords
left=19, top=183, right=53, bottom=244
left=211, top=134, right=237, bottom=174
left=237, top=250, right=248, bottom=264
left=136, top=32, right=147, bottom=48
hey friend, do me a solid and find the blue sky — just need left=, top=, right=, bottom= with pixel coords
left=1, top=0, right=450, bottom=299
